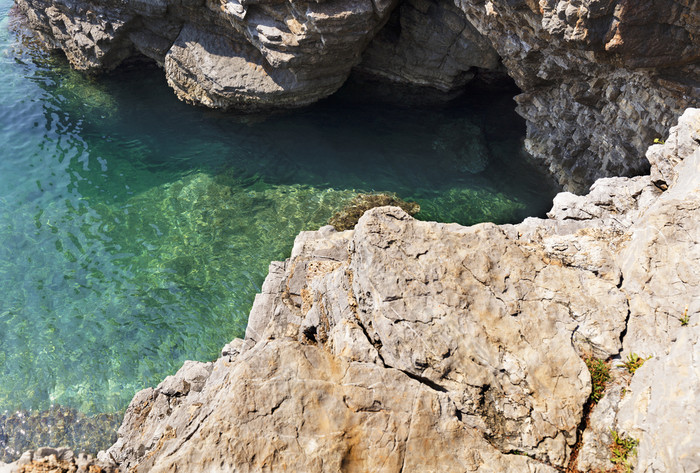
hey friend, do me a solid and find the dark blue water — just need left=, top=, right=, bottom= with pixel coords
left=0, top=0, right=559, bottom=458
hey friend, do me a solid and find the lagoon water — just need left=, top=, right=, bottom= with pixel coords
left=0, top=0, right=559, bottom=458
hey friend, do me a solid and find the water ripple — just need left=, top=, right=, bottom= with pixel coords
left=0, top=0, right=559, bottom=459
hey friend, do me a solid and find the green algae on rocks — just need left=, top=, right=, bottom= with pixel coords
left=328, top=193, right=420, bottom=231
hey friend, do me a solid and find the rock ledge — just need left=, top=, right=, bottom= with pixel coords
left=65, top=108, right=700, bottom=472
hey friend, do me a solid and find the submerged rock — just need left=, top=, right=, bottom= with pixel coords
left=432, top=118, right=490, bottom=173
left=0, top=408, right=120, bottom=464
left=0, top=447, right=116, bottom=473
left=327, top=193, right=419, bottom=231
left=95, top=110, right=700, bottom=472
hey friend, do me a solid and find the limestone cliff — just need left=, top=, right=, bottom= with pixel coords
left=14, top=0, right=700, bottom=190
left=37, top=109, right=691, bottom=472
left=357, top=0, right=699, bottom=191
left=451, top=0, right=700, bottom=191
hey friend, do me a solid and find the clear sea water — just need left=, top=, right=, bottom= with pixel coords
left=0, top=0, right=559, bottom=459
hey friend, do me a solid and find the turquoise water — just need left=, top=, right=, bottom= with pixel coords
left=0, top=0, right=559, bottom=458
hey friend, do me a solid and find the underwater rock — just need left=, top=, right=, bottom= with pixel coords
left=432, top=118, right=490, bottom=174
left=327, top=193, right=420, bottom=231
left=0, top=407, right=120, bottom=464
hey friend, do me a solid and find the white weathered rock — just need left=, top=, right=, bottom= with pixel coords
left=618, top=110, right=700, bottom=358
left=94, top=109, right=700, bottom=472
left=105, top=340, right=560, bottom=472
left=616, top=323, right=700, bottom=473
left=347, top=207, right=626, bottom=464
left=156, top=360, right=213, bottom=397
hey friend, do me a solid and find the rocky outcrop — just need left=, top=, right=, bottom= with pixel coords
left=92, top=109, right=700, bottom=471
left=448, top=0, right=700, bottom=191
left=15, top=0, right=399, bottom=109
left=616, top=324, right=700, bottom=473
left=15, top=0, right=700, bottom=189
left=355, top=0, right=501, bottom=92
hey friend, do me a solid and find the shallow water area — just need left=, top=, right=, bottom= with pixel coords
left=0, top=0, right=559, bottom=460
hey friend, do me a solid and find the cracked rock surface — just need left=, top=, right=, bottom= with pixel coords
left=451, top=0, right=700, bottom=192
left=355, top=0, right=501, bottom=92
left=95, top=109, right=700, bottom=472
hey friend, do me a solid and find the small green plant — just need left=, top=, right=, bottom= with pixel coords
left=584, top=356, right=610, bottom=404
left=610, top=430, right=638, bottom=472
left=653, top=138, right=665, bottom=144
left=619, top=353, right=651, bottom=374
left=680, top=305, right=690, bottom=326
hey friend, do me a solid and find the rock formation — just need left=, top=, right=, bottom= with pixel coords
left=42, top=108, right=692, bottom=472
left=355, top=0, right=502, bottom=92
left=8, top=0, right=700, bottom=466
left=15, top=0, right=399, bottom=110
left=448, top=0, right=700, bottom=191
left=327, top=193, right=420, bottom=231
left=14, top=0, right=700, bottom=190
left=0, top=447, right=116, bottom=473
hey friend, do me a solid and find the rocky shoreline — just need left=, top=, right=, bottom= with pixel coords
left=13, top=0, right=700, bottom=192
left=107, top=109, right=699, bottom=472
left=4, top=109, right=695, bottom=472
left=4, top=0, right=700, bottom=470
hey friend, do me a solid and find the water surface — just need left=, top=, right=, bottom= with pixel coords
left=0, top=0, right=559, bottom=459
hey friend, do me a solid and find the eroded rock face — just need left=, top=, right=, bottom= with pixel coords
left=452, top=0, right=700, bottom=192
left=16, top=0, right=699, bottom=189
left=97, top=108, right=700, bottom=472
left=15, top=0, right=399, bottom=109
left=617, top=324, right=700, bottom=473
left=355, top=0, right=500, bottom=91
left=107, top=341, right=560, bottom=472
